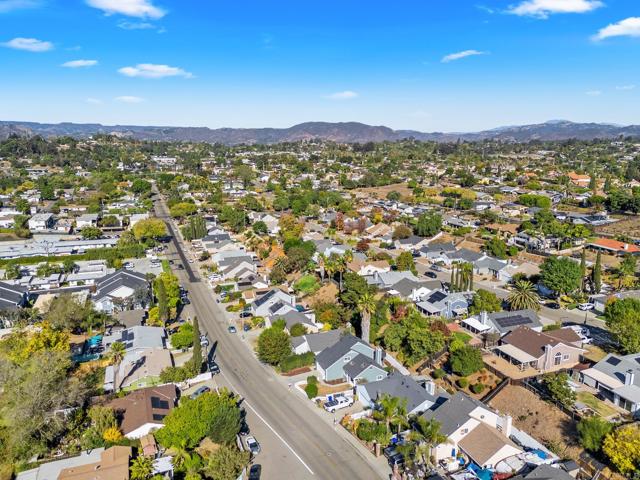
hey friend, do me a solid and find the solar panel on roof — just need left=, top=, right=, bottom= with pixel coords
left=429, top=291, right=447, bottom=303
left=494, top=314, right=532, bottom=329
left=606, top=357, right=621, bottom=366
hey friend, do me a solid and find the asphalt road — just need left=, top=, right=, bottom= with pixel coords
left=152, top=192, right=385, bottom=480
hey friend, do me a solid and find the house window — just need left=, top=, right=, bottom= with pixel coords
left=554, top=352, right=562, bottom=366
left=376, top=375, right=384, bottom=381
left=563, top=354, right=569, bottom=361
left=460, top=428, right=468, bottom=435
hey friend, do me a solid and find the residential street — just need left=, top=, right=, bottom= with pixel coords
left=153, top=192, right=387, bottom=480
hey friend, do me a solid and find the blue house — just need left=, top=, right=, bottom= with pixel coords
left=315, top=334, right=386, bottom=385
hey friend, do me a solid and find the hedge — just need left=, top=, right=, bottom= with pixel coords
left=0, top=244, right=145, bottom=267
left=279, top=352, right=315, bottom=373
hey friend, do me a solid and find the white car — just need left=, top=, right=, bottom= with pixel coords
left=323, top=394, right=354, bottom=413
left=245, top=436, right=260, bottom=455
left=578, top=303, right=594, bottom=311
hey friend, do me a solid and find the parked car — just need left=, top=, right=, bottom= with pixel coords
left=248, top=464, right=261, bottom=480
left=228, top=325, right=237, bottom=333
left=388, top=452, right=405, bottom=467
left=323, top=394, right=354, bottom=413
left=239, top=421, right=250, bottom=436
left=545, top=302, right=561, bottom=309
left=578, top=303, right=594, bottom=311
left=425, top=271, right=437, bottom=279
left=200, top=337, right=209, bottom=347
left=430, top=264, right=442, bottom=272
left=245, top=436, right=260, bottom=455
left=239, top=311, right=253, bottom=319
left=189, top=386, right=210, bottom=400
left=208, top=361, right=220, bottom=374
left=177, top=264, right=185, bottom=270
left=243, top=323, right=251, bottom=332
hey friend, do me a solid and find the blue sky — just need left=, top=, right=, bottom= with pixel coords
left=0, top=0, right=639, bottom=131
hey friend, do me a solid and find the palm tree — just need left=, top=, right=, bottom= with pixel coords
left=108, top=341, right=126, bottom=365
left=318, top=253, right=327, bottom=281
left=357, top=292, right=376, bottom=342
left=335, top=254, right=347, bottom=291
left=508, top=280, right=540, bottom=311
left=324, top=255, right=337, bottom=286
left=130, top=456, right=154, bottom=480
left=374, top=394, right=408, bottom=436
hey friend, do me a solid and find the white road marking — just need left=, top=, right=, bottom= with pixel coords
left=220, top=371, right=315, bottom=476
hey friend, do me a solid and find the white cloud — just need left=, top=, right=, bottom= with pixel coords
left=62, top=59, right=98, bottom=68
left=86, top=0, right=165, bottom=19
left=117, top=20, right=154, bottom=29
left=115, top=95, right=144, bottom=103
left=441, top=50, right=487, bottom=63
left=616, top=84, right=636, bottom=91
left=86, top=98, right=103, bottom=104
left=508, top=0, right=603, bottom=18
left=593, top=17, right=640, bottom=40
left=118, top=63, right=192, bottom=78
left=325, top=90, right=358, bottom=100
left=0, top=0, right=40, bottom=13
left=585, top=90, right=602, bottom=96
left=2, top=37, right=52, bottom=52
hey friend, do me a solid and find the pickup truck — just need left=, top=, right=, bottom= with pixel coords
left=323, top=394, right=354, bottom=413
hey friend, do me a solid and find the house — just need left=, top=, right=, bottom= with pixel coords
left=416, top=290, right=472, bottom=318
left=108, top=384, right=178, bottom=438
left=462, top=309, right=543, bottom=337
left=474, top=256, right=509, bottom=279
left=581, top=353, right=640, bottom=417
left=512, top=464, right=576, bottom=480
left=493, top=326, right=585, bottom=374
left=250, top=288, right=296, bottom=317
left=365, top=223, right=393, bottom=239
left=346, top=259, right=390, bottom=277
left=218, top=256, right=256, bottom=280
left=441, top=248, right=485, bottom=266
left=28, top=212, right=55, bottom=231
left=129, top=213, right=149, bottom=227
left=102, top=325, right=166, bottom=354
left=93, top=270, right=149, bottom=313
left=315, top=334, right=386, bottom=384
left=291, top=329, right=343, bottom=355
left=17, top=446, right=132, bottom=480
left=567, top=172, right=590, bottom=187
left=356, top=373, right=448, bottom=415
left=419, top=241, right=457, bottom=262
left=104, top=347, right=172, bottom=392
left=587, top=238, right=640, bottom=256
left=422, top=392, right=521, bottom=469
left=387, top=278, right=432, bottom=302
left=0, top=281, right=29, bottom=312
left=75, top=213, right=100, bottom=229
left=269, top=309, right=322, bottom=334
left=590, top=290, right=640, bottom=314
left=395, top=235, right=431, bottom=251
left=369, top=270, right=421, bottom=289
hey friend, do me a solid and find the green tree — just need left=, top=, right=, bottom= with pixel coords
left=604, top=297, right=640, bottom=354
left=357, top=291, right=376, bottom=342
left=155, top=389, right=240, bottom=449
left=414, top=212, right=442, bottom=237
left=543, top=372, right=576, bottom=407
left=396, top=251, right=417, bottom=275
left=80, top=226, right=103, bottom=239
left=185, top=317, right=203, bottom=377
left=507, top=280, right=540, bottom=311
left=257, top=327, right=291, bottom=365
left=485, top=236, right=508, bottom=259
left=577, top=416, right=612, bottom=453
left=252, top=220, right=267, bottom=235
left=132, top=218, right=167, bottom=242
left=469, top=289, right=502, bottom=315
left=616, top=254, right=637, bottom=289
left=203, top=445, right=250, bottom=480
left=108, top=341, right=126, bottom=366
left=449, top=346, right=483, bottom=376
left=592, top=250, right=602, bottom=294
left=579, top=249, right=587, bottom=292
left=170, top=202, right=197, bottom=219
left=373, top=394, right=407, bottom=435
left=130, top=456, right=154, bottom=480
left=289, top=323, right=307, bottom=337
left=540, top=256, right=582, bottom=296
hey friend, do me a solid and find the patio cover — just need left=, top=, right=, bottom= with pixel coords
left=494, top=344, right=537, bottom=364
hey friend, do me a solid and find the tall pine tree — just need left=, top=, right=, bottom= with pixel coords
left=593, top=251, right=602, bottom=294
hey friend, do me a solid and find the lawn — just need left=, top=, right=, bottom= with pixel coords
left=294, top=274, right=321, bottom=295
left=576, top=391, right=618, bottom=418
left=583, top=345, right=608, bottom=363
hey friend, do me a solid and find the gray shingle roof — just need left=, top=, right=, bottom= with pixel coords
left=421, top=392, right=488, bottom=436
left=0, top=280, right=27, bottom=309
left=343, top=353, right=380, bottom=379
left=291, top=329, right=343, bottom=353
left=361, top=373, right=447, bottom=413
left=316, top=334, right=362, bottom=370
left=93, top=270, right=148, bottom=301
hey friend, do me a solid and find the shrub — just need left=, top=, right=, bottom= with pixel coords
left=289, top=323, right=307, bottom=337
left=170, top=323, right=194, bottom=349
left=304, top=383, right=318, bottom=399
left=307, top=375, right=318, bottom=385
left=432, top=368, right=446, bottom=379
left=278, top=352, right=315, bottom=373
left=471, top=383, right=485, bottom=394
left=450, top=346, right=484, bottom=377
left=457, top=377, right=469, bottom=389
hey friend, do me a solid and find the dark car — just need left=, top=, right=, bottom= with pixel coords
left=425, top=271, right=437, bottom=279
left=239, top=421, right=250, bottom=436
left=189, top=386, right=210, bottom=400
left=388, top=453, right=405, bottom=467
left=208, top=361, right=220, bottom=374
left=248, top=464, right=261, bottom=480
left=182, top=298, right=191, bottom=305
left=228, top=325, right=237, bottom=333
left=177, top=264, right=185, bottom=270
left=546, top=302, right=561, bottom=309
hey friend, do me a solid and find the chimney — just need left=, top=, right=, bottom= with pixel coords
left=480, top=311, right=488, bottom=325
left=424, top=380, right=436, bottom=396
left=623, top=243, right=629, bottom=251
left=500, top=414, right=513, bottom=438
left=374, top=347, right=384, bottom=365
left=625, top=369, right=635, bottom=386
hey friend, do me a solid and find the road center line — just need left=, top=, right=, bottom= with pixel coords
left=220, top=371, right=315, bottom=476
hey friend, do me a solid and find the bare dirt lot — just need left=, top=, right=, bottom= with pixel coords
left=595, top=215, right=640, bottom=240
left=354, top=183, right=414, bottom=200
left=488, top=385, right=583, bottom=460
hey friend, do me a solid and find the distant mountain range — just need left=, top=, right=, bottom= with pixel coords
left=1, top=119, right=640, bottom=145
